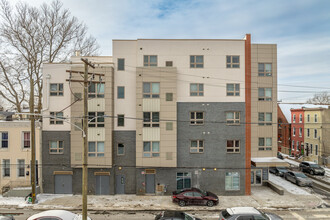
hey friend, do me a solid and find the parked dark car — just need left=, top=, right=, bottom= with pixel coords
left=277, top=152, right=284, bottom=160
left=269, top=167, right=289, bottom=177
left=284, top=171, right=313, bottom=186
left=172, top=188, right=219, bottom=207
left=155, top=211, right=201, bottom=220
left=219, top=207, right=283, bottom=220
left=299, top=161, right=325, bottom=175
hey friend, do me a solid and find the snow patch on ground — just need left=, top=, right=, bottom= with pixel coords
left=284, top=158, right=300, bottom=167
left=0, top=194, right=69, bottom=207
left=269, top=173, right=311, bottom=195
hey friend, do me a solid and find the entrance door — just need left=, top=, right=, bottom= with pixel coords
left=251, top=169, right=262, bottom=186
left=54, top=175, right=72, bottom=194
left=116, top=175, right=125, bottom=194
left=96, top=175, right=110, bottom=195
left=145, top=174, right=155, bottom=194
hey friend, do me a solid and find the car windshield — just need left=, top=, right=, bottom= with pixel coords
left=200, top=189, right=207, bottom=196
left=184, top=213, right=194, bottom=220
left=278, top=168, right=287, bottom=172
left=221, top=210, right=232, bottom=219
left=310, top=164, right=320, bottom=168
left=295, top=173, right=307, bottom=178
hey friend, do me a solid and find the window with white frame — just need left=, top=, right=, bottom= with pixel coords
left=258, top=137, right=272, bottom=151
left=3, top=159, right=10, bottom=177
left=143, top=112, right=159, bottom=127
left=50, top=112, right=64, bottom=125
left=227, top=140, right=240, bottom=153
left=258, top=63, right=272, bottom=76
left=292, top=140, right=295, bottom=150
left=307, top=114, right=310, bottom=122
left=299, top=114, right=302, bottom=123
left=297, top=141, right=299, bottom=151
left=315, top=144, right=318, bottom=155
left=226, top=84, right=240, bottom=96
left=117, top=143, right=124, bottom=155
left=144, top=55, right=157, bottom=66
left=258, top=112, right=272, bottom=125
left=190, top=55, right=204, bottom=68
left=49, top=141, right=64, bottom=154
left=88, top=112, right=105, bottom=127
left=143, top=141, right=160, bottom=157
left=258, top=88, right=272, bottom=101
left=225, top=172, right=240, bottom=190
left=226, top=112, right=240, bottom=125
left=50, top=83, right=63, bottom=96
left=190, top=140, right=204, bottom=153
left=190, top=83, right=204, bottom=96
left=143, top=82, right=160, bottom=98
left=18, top=159, right=25, bottom=177
left=293, top=127, right=296, bottom=136
left=314, top=114, right=318, bottom=122
left=299, top=128, right=302, bottom=137
left=314, top=129, right=318, bottom=138
left=0, top=132, right=8, bottom=148
left=88, top=83, right=104, bottom=98
left=88, top=142, right=104, bottom=157
left=190, top=112, right=204, bottom=125
left=226, top=56, right=240, bottom=68
left=293, top=114, right=296, bottom=123
left=22, top=132, right=30, bottom=148
left=307, top=128, right=310, bottom=137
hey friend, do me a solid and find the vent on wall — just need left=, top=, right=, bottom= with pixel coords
left=145, top=169, right=156, bottom=174
left=166, top=61, right=173, bottom=67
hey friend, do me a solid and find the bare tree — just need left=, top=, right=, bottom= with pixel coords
left=307, top=91, right=330, bottom=105
left=0, top=0, right=99, bottom=114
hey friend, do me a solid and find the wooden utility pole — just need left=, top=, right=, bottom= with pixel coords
left=81, top=58, right=95, bottom=220
left=30, top=75, right=36, bottom=204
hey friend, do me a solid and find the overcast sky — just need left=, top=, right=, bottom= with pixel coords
left=8, top=0, right=330, bottom=103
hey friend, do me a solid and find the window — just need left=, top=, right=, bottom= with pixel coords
left=143, top=112, right=159, bottom=127
left=292, top=140, right=295, bottom=150
left=50, top=83, right=63, bottom=96
left=299, top=128, right=302, bottom=137
left=23, top=132, right=30, bottom=148
left=226, top=84, right=240, bottom=96
left=227, top=140, right=240, bottom=153
left=49, top=141, right=64, bottom=154
left=3, top=159, right=10, bottom=177
left=258, top=112, right=272, bottom=125
left=117, top=114, right=125, bottom=127
left=190, top=112, right=204, bottom=125
left=190, top=140, right=204, bottom=153
left=117, top=58, right=125, bottom=70
left=166, top=93, right=173, bottom=101
left=293, top=114, right=296, bottom=123
left=88, top=112, right=104, bottom=127
left=307, top=128, right=310, bottom=137
left=117, top=86, right=125, bottom=99
left=190, top=83, right=204, bottom=96
left=310, top=144, right=313, bottom=155
left=258, top=63, right=272, bottom=76
left=226, top=56, right=240, bottom=68
left=293, top=127, right=296, bottom=136
left=314, top=129, right=318, bottom=139
left=88, top=142, right=104, bottom=157
left=144, top=55, right=157, bottom=66
left=297, top=141, right=299, bottom=150
left=314, top=114, right=318, bottom=122
left=0, top=132, right=8, bottom=148
left=299, top=114, right=302, bottom=123
left=225, top=172, right=240, bottom=190
left=117, top=143, right=124, bottom=155
left=88, top=83, right=104, bottom=98
left=166, top=61, right=173, bottom=67
left=190, top=55, right=204, bottom=68
left=315, top=144, right=318, bottom=156
left=258, top=88, right=272, bottom=101
left=305, top=143, right=309, bottom=154
left=18, top=159, right=25, bottom=177
left=176, top=172, right=191, bottom=190
left=50, top=112, right=64, bottom=125
left=226, top=112, right=240, bottom=125
left=143, top=141, right=160, bottom=157
left=258, top=138, right=272, bottom=151
left=307, top=114, right=310, bottom=122
left=143, top=82, right=160, bottom=98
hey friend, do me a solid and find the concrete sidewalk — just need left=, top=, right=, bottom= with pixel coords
left=1, top=186, right=326, bottom=211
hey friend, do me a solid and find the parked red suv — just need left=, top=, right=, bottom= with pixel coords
left=172, top=188, right=219, bottom=207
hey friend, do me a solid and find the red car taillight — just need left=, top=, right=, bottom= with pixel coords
left=172, top=195, right=177, bottom=199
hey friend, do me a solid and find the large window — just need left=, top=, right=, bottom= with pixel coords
left=143, top=82, right=160, bottom=98
left=88, top=83, right=104, bottom=98
left=258, top=88, right=272, bottom=101
left=190, top=112, right=204, bottom=125
left=258, top=112, right=272, bottom=125
left=190, top=140, right=204, bottom=153
left=117, top=58, right=125, bottom=70
left=190, top=55, right=204, bottom=68
left=258, top=63, right=272, bottom=76
left=88, top=142, right=104, bottom=157
left=176, top=172, right=191, bottom=190
left=190, top=83, right=204, bottom=96
left=50, top=83, right=63, bottom=96
left=3, top=159, right=10, bottom=177
left=226, top=84, right=240, bottom=96
left=144, top=55, right=157, bottom=66
left=88, top=112, right=105, bottom=127
left=143, top=141, right=160, bottom=157
left=226, top=112, right=240, bottom=125
left=49, top=141, right=64, bottom=154
left=117, top=143, right=124, bottom=155
left=117, top=86, right=125, bottom=99
left=225, top=172, right=240, bottom=190
left=18, top=159, right=25, bottom=177
left=258, top=138, right=272, bottom=151
left=227, top=140, right=240, bottom=153
left=143, top=112, right=159, bottom=127
left=0, top=132, right=8, bottom=148
left=50, top=112, right=64, bottom=125
left=226, top=56, right=240, bottom=68
left=22, top=132, right=30, bottom=148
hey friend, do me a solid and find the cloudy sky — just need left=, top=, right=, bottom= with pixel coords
left=8, top=0, right=330, bottom=103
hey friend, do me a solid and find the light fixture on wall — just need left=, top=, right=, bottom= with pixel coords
left=202, top=168, right=206, bottom=171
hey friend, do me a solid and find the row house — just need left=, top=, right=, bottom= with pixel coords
left=290, top=108, right=304, bottom=156
left=277, top=105, right=291, bottom=155
left=41, top=34, right=283, bottom=195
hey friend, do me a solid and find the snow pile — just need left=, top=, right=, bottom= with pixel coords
left=268, top=173, right=311, bottom=195
left=284, top=158, right=300, bottom=167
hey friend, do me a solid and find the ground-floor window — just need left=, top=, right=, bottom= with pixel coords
left=176, top=172, right=191, bottom=190
left=225, top=172, right=240, bottom=190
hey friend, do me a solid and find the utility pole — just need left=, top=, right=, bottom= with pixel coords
left=81, top=58, right=95, bottom=220
left=30, top=75, right=36, bottom=204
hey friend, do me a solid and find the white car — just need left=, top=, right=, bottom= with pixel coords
left=27, top=210, right=91, bottom=220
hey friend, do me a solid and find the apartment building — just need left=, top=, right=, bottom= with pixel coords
left=290, top=108, right=304, bottom=156
left=278, top=105, right=291, bottom=155
left=42, top=34, right=282, bottom=196
left=0, top=120, right=41, bottom=193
